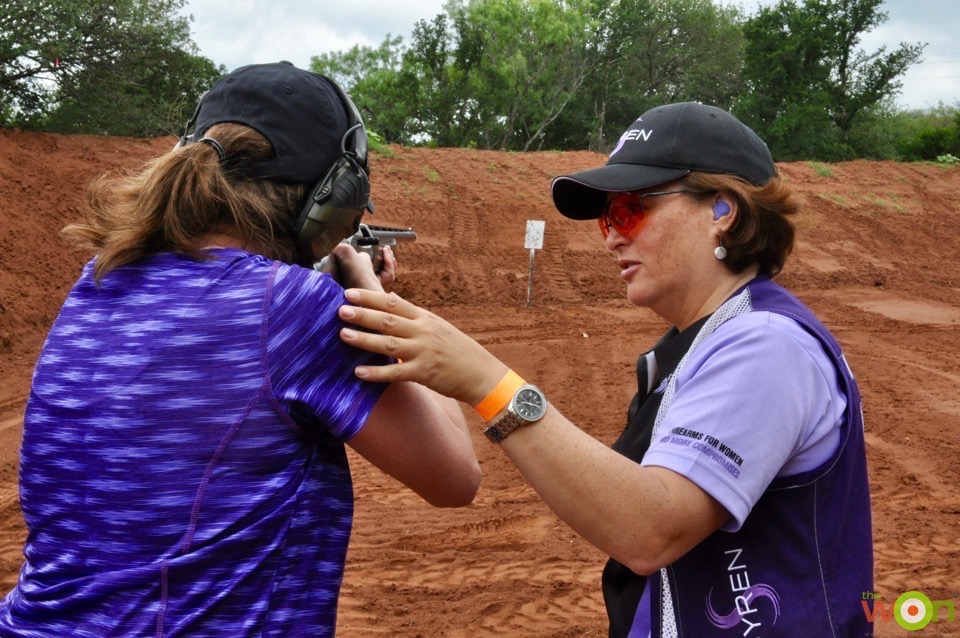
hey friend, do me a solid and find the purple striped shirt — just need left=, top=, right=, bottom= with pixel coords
left=2, top=249, right=388, bottom=636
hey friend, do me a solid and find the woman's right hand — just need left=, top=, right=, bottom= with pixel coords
left=320, top=243, right=397, bottom=291
left=338, top=288, right=510, bottom=407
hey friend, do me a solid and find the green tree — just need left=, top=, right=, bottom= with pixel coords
left=738, top=0, right=924, bottom=161
left=550, top=0, right=745, bottom=151
left=400, top=11, right=488, bottom=147
left=308, top=0, right=746, bottom=151
left=445, top=0, right=597, bottom=151
left=46, top=46, right=222, bottom=137
left=311, top=35, right=413, bottom=143
left=314, top=0, right=597, bottom=151
left=1, top=0, right=222, bottom=135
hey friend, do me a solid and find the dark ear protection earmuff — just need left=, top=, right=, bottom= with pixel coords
left=713, top=200, right=731, bottom=221
left=176, top=73, right=371, bottom=263
left=292, top=79, right=371, bottom=262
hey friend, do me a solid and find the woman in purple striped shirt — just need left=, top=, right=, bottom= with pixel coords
left=1, top=62, right=479, bottom=637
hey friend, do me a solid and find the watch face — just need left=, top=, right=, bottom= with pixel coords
left=514, top=387, right=546, bottom=420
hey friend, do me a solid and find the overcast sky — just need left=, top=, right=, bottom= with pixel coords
left=177, top=0, right=959, bottom=112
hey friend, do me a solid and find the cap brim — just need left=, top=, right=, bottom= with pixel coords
left=551, top=164, right=690, bottom=219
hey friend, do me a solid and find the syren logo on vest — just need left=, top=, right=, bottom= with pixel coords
left=705, top=548, right=781, bottom=634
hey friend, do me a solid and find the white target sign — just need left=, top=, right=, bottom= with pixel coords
left=524, top=220, right=545, bottom=250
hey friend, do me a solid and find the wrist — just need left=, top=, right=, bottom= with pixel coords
left=473, top=369, right=525, bottom=422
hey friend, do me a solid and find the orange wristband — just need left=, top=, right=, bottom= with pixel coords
left=473, top=370, right=525, bottom=422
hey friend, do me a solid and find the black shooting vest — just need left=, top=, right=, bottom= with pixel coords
left=600, top=277, right=872, bottom=637
left=601, top=315, right=710, bottom=637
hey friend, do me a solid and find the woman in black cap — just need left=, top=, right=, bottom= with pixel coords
left=1, top=62, right=479, bottom=637
left=336, top=102, right=873, bottom=637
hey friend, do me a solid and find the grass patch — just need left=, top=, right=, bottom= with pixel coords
left=424, top=168, right=440, bottom=183
left=818, top=193, right=849, bottom=207
left=367, top=131, right=395, bottom=158
left=861, top=194, right=906, bottom=213
left=807, top=162, right=833, bottom=177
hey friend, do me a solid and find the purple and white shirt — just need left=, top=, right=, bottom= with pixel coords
left=641, top=309, right=846, bottom=531
left=1, top=249, right=389, bottom=637
left=604, top=277, right=872, bottom=638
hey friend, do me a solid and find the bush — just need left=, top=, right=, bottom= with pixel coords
left=893, top=104, right=959, bottom=161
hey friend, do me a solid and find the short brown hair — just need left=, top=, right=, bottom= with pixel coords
left=63, top=123, right=307, bottom=282
left=679, top=171, right=799, bottom=276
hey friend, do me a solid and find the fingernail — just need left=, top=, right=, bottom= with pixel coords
left=341, top=328, right=358, bottom=340
left=340, top=305, right=355, bottom=319
left=355, top=367, right=369, bottom=378
left=344, top=289, right=360, bottom=301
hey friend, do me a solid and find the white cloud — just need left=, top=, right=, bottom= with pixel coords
left=859, top=0, right=960, bottom=109
left=180, top=0, right=447, bottom=71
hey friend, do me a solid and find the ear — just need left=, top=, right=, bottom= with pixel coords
left=711, top=197, right=737, bottom=231
left=711, top=198, right=731, bottom=220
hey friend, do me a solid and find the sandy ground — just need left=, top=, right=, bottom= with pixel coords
left=1, top=129, right=959, bottom=636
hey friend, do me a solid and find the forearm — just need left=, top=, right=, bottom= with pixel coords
left=352, top=382, right=480, bottom=508
left=495, top=405, right=722, bottom=574
left=334, top=289, right=724, bottom=560
left=428, top=387, right=472, bottom=439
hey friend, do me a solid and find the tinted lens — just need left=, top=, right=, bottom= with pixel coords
left=599, top=193, right=646, bottom=238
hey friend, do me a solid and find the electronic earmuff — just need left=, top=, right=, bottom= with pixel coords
left=292, top=78, right=371, bottom=262
left=712, top=200, right=731, bottom=221
left=175, top=73, right=371, bottom=263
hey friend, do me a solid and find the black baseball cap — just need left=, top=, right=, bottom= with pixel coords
left=190, top=61, right=349, bottom=184
left=551, top=102, right=777, bottom=219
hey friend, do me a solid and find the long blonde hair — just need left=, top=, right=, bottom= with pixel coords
left=63, top=123, right=307, bottom=282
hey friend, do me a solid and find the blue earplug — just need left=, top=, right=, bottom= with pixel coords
left=713, top=201, right=731, bottom=220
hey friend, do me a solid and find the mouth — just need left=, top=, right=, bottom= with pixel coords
left=617, top=259, right=642, bottom=280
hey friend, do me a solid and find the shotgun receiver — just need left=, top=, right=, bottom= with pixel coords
left=315, top=223, right=417, bottom=274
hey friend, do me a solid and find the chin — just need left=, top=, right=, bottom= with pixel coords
left=625, top=286, right=652, bottom=309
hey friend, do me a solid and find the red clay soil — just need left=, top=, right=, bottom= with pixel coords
left=1, top=129, right=959, bottom=637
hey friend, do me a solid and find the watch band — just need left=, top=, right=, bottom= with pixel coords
left=474, top=370, right=525, bottom=422
left=484, top=411, right=525, bottom=443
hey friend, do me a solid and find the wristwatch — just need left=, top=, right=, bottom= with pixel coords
left=483, top=384, right=548, bottom=443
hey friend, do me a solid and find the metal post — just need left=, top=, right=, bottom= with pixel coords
left=527, top=248, right=536, bottom=307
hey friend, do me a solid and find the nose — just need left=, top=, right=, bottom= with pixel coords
left=603, top=223, right=629, bottom=251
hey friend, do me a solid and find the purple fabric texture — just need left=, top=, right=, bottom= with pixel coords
left=1, top=249, right=389, bottom=636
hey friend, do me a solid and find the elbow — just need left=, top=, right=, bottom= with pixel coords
left=617, top=555, right=663, bottom=577
left=426, top=462, right=481, bottom=508
left=430, top=488, right=477, bottom=509
left=610, top=536, right=676, bottom=577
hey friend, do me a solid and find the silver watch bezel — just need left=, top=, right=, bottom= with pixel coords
left=484, top=384, right=547, bottom=443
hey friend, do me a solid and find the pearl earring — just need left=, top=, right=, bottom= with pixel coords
left=714, top=245, right=727, bottom=260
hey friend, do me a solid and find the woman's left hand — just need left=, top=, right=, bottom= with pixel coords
left=338, top=288, right=509, bottom=406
